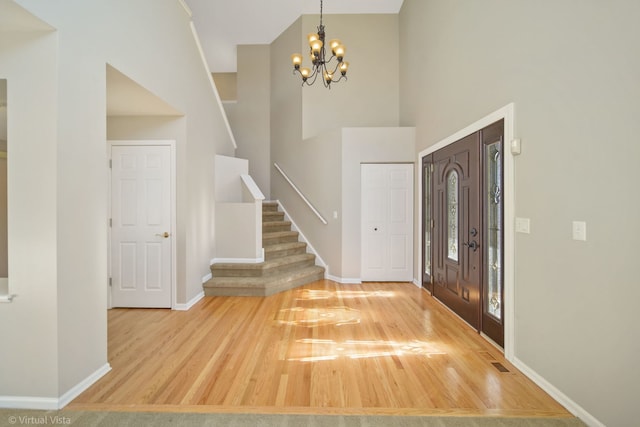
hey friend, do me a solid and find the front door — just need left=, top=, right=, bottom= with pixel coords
left=427, top=120, right=505, bottom=347
left=361, top=163, right=414, bottom=282
left=110, top=144, right=173, bottom=308
left=432, top=134, right=481, bottom=329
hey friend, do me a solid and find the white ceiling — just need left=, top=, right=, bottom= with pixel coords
left=185, top=0, right=404, bottom=72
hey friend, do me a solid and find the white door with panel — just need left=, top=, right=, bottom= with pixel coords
left=361, top=163, right=414, bottom=281
left=110, top=144, right=172, bottom=308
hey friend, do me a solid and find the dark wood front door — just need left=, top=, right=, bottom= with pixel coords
left=432, top=133, right=482, bottom=330
left=426, top=120, right=505, bottom=347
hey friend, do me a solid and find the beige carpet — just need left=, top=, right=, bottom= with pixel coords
left=0, top=409, right=587, bottom=427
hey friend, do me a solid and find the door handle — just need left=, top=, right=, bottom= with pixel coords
left=155, top=232, right=171, bottom=238
left=463, top=240, right=479, bottom=251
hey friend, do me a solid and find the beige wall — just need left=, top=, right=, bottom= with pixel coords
left=2, top=0, right=235, bottom=406
left=0, top=24, right=59, bottom=398
left=400, top=1, right=639, bottom=425
left=300, top=14, right=399, bottom=140
left=235, top=45, right=271, bottom=198
left=270, top=14, right=402, bottom=278
left=212, top=72, right=237, bottom=102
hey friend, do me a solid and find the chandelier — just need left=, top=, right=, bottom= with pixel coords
left=290, top=0, right=349, bottom=88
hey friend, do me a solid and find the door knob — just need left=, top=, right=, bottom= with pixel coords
left=463, top=240, right=479, bottom=251
left=156, top=232, right=171, bottom=238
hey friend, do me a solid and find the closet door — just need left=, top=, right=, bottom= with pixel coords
left=361, top=163, right=413, bottom=282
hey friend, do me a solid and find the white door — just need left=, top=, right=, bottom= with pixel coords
left=110, top=144, right=172, bottom=308
left=361, top=163, right=414, bottom=281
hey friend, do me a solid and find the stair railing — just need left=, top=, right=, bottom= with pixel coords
left=273, top=163, right=328, bottom=225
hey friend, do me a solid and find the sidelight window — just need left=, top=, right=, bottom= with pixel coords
left=484, top=142, right=503, bottom=321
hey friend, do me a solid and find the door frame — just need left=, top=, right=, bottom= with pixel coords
left=107, top=140, right=177, bottom=310
left=417, top=104, right=515, bottom=360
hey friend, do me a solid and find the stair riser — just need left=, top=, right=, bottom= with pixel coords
left=212, top=258, right=316, bottom=278
left=262, top=216, right=285, bottom=224
left=262, top=204, right=279, bottom=213
left=263, top=235, right=298, bottom=245
left=265, top=246, right=307, bottom=260
left=263, top=224, right=292, bottom=233
left=204, top=268, right=325, bottom=297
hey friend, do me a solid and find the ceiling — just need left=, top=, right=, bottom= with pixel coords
left=184, top=0, right=404, bottom=72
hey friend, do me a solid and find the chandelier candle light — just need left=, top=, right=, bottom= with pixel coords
left=290, top=0, right=349, bottom=88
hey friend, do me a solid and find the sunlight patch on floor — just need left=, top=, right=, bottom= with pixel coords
left=288, top=338, right=447, bottom=362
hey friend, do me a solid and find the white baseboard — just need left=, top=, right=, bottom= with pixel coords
left=511, top=357, right=604, bottom=427
left=174, top=291, right=204, bottom=311
left=58, top=363, right=112, bottom=408
left=0, top=363, right=111, bottom=410
left=0, top=396, right=58, bottom=410
left=201, top=272, right=212, bottom=283
left=326, top=274, right=361, bottom=284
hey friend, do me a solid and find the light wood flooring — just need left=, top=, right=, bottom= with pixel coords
left=68, top=281, right=571, bottom=418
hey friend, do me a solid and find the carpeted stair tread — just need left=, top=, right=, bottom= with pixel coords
left=263, top=220, right=292, bottom=232
left=211, top=253, right=316, bottom=277
left=263, top=230, right=299, bottom=245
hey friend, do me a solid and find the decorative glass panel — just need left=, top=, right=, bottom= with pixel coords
left=424, top=164, right=432, bottom=276
left=446, top=170, right=459, bottom=261
left=484, top=142, right=503, bottom=321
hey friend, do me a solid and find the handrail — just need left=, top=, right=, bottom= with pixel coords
left=273, top=163, right=328, bottom=225
left=240, top=174, right=265, bottom=202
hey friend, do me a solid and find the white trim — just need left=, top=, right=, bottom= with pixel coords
left=202, top=272, right=213, bottom=283
left=188, top=22, right=237, bottom=150
left=512, top=357, right=605, bottom=427
left=273, top=163, right=328, bottom=225
left=0, top=292, right=15, bottom=303
left=240, top=174, right=265, bottom=201
left=107, top=140, right=177, bottom=311
left=412, top=278, right=420, bottom=288
left=0, top=396, right=58, bottom=410
left=177, top=0, right=192, bottom=17
left=326, top=274, right=361, bottom=284
left=417, top=103, right=515, bottom=359
left=0, top=363, right=112, bottom=410
left=174, top=291, right=204, bottom=311
left=277, top=200, right=329, bottom=271
left=58, top=363, right=112, bottom=408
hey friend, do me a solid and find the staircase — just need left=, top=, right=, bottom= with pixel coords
left=203, top=201, right=325, bottom=296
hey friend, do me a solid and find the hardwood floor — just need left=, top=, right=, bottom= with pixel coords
left=68, top=281, right=571, bottom=417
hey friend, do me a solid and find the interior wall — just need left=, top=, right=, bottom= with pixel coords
left=399, top=1, right=640, bottom=426
left=270, top=14, right=403, bottom=277
left=300, top=14, right=400, bottom=140
left=341, top=127, right=415, bottom=281
left=13, top=0, right=235, bottom=402
left=0, top=27, right=59, bottom=398
left=235, top=45, right=271, bottom=198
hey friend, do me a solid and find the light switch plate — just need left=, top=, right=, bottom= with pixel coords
left=515, top=217, right=531, bottom=234
left=572, top=221, right=587, bottom=241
